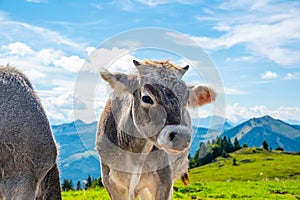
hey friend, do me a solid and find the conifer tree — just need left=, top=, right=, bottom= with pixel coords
left=98, top=177, right=104, bottom=188
left=198, top=142, right=208, bottom=159
left=86, top=175, right=92, bottom=188
left=76, top=181, right=82, bottom=191
left=233, top=137, right=241, bottom=151
left=222, top=150, right=229, bottom=158
left=262, top=140, right=269, bottom=151
left=62, top=179, right=74, bottom=191
left=227, top=137, right=234, bottom=153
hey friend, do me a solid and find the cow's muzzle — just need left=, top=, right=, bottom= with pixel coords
left=157, top=125, right=191, bottom=153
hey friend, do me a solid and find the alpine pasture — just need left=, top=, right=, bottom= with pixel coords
left=62, top=148, right=300, bottom=199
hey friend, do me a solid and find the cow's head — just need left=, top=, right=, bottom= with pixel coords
left=100, top=60, right=216, bottom=154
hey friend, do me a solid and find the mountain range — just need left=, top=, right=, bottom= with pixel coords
left=222, top=115, right=300, bottom=152
left=52, top=115, right=300, bottom=183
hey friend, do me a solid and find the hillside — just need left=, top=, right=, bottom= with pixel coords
left=222, top=115, right=300, bottom=152
left=62, top=148, right=300, bottom=199
left=52, top=120, right=100, bottom=182
left=188, top=148, right=300, bottom=182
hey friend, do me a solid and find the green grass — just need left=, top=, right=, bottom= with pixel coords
left=62, top=187, right=109, bottom=200
left=63, top=148, right=300, bottom=199
left=173, top=181, right=300, bottom=200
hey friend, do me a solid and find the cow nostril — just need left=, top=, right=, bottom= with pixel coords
left=169, top=132, right=177, bottom=141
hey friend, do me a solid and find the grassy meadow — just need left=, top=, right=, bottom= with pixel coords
left=62, top=148, right=300, bottom=199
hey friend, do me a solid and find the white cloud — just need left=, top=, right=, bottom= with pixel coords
left=109, top=54, right=136, bottom=72
left=41, top=92, right=75, bottom=124
left=0, top=43, right=61, bottom=74
left=212, top=24, right=232, bottom=32
left=0, top=42, right=87, bottom=73
left=1, top=42, right=33, bottom=56
left=284, top=73, right=299, bottom=80
left=84, top=47, right=136, bottom=73
left=224, top=87, right=247, bottom=95
left=226, top=56, right=255, bottom=63
left=38, top=79, right=79, bottom=124
left=24, top=69, right=46, bottom=80
left=37, top=48, right=62, bottom=65
left=218, top=0, right=271, bottom=11
left=86, top=46, right=96, bottom=56
left=261, top=71, right=278, bottom=79
left=0, top=42, right=87, bottom=75
left=223, top=103, right=300, bottom=123
left=53, top=55, right=85, bottom=73
left=51, top=79, right=75, bottom=93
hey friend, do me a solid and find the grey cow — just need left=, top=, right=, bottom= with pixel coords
left=0, top=66, right=61, bottom=200
left=97, top=60, right=216, bottom=200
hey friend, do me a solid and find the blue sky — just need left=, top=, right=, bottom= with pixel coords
left=0, top=0, right=299, bottom=124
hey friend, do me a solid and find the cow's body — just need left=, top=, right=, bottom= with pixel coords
left=0, top=66, right=61, bottom=200
left=97, top=60, right=216, bottom=200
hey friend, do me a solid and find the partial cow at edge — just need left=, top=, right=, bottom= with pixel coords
left=97, top=60, right=216, bottom=200
left=0, top=66, right=61, bottom=200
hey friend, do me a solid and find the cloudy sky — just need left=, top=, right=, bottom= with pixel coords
left=0, top=0, right=299, bottom=125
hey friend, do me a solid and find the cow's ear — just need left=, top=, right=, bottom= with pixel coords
left=100, top=69, right=138, bottom=93
left=100, top=69, right=118, bottom=88
left=188, top=85, right=216, bottom=107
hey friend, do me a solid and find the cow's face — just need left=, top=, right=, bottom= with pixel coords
left=131, top=81, right=190, bottom=152
left=100, top=60, right=216, bottom=154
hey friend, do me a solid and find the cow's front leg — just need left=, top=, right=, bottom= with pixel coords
left=138, top=165, right=173, bottom=200
left=101, top=163, right=129, bottom=200
left=154, top=165, right=173, bottom=200
left=36, top=163, right=61, bottom=200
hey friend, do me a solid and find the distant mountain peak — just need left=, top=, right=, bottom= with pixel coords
left=222, top=115, right=300, bottom=152
left=261, top=115, right=273, bottom=119
left=74, top=119, right=85, bottom=124
left=250, top=115, right=274, bottom=122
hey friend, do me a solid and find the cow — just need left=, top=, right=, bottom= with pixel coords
left=0, top=66, right=61, bottom=200
left=96, top=60, right=216, bottom=200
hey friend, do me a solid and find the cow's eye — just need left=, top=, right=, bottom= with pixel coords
left=142, top=95, right=154, bottom=105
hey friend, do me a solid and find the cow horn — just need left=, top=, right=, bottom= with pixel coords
left=133, top=60, right=141, bottom=67
left=183, top=65, right=189, bottom=71
left=179, top=65, right=189, bottom=76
